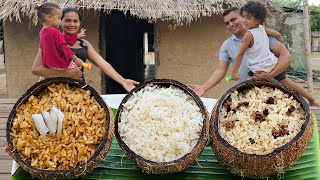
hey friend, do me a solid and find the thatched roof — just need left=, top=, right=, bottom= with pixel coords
left=0, top=0, right=282, bottom=25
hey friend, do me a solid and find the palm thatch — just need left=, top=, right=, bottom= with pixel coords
left=0, top=0, right=282, bottom=25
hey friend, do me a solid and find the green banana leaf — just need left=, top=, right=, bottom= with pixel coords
left=11, top=112, right=320, bottom=180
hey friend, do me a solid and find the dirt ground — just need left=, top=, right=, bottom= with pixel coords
left=296, top=52, right=320, bottom=105
left=1, top=53, right=320, bottom=102
left=0, top=70, right=6, bottom=98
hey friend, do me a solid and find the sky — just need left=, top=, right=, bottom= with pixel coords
left=309, top=0, right=320, bottom=6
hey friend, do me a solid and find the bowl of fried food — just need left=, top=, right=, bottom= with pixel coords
left=6, top=77, right=114, bottom=179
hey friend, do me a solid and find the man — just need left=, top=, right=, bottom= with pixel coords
left=190, top=7, right=291, bottom=97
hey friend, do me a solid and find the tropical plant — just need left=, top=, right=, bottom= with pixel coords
left=272, top=0, right=302, bottom=8
left=310, top=5, right=320, bottom=31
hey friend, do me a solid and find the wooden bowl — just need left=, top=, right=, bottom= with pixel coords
left=115, top=78, right=209, bottom=174
left=6, top=77, right=114, bottom=179
left=210, top=79, right=313, bottom=178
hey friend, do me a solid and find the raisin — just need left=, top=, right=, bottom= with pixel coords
left=224, top=120, right=235, bottom=129
left=249, top=138, right=255, bottom=144
left=236, top=102, right=250, bottom=109
left=263, top=109, right=269, bottom=116
left=253, top=111, right=265, bottom=122
left=266, top=97, right=275, bottom=104
left=226, top=102, right=231, bottom=113
left=272, top=125, right=289, bottom=138
left=286, top=105, right=296, bottom=116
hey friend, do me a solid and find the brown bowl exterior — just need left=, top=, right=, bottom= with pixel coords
left=115, top=78, right=209, bottom=174
left=210, top=79, right=313, bottom=178
left=6, top=77, right=114, bottom=179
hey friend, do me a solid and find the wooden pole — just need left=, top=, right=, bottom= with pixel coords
left=303, top=0, right=313, bottom=93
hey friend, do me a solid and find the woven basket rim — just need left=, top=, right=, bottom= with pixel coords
left=212, top=79, right=311, bottom=157
left=6, top=77, right=113, bottom=174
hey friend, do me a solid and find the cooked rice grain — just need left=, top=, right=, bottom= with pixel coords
left=219, top=86, right=305, bottom=155
left=119, top=84, right=203, bottom=162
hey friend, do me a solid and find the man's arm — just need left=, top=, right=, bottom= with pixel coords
left=32, top=48, right=83, bottom=80
left=254, top=43, right=292, bottom=79
left=189, top=60, right=229, bottom=96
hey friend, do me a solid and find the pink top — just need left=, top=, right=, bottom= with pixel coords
left=40, top=27, right=74, bottom=69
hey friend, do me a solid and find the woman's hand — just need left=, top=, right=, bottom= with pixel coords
left=77, top=28, right=86, bottom=39
left=122, top=79, right=140, bottom=92
left=189, top=84, right=205, bottom=97
left=32, top=48, right=83, bottom=80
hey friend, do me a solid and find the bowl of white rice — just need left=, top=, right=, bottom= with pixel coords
left=210, top=79, right=313, bottom=178
left=115, top=79, right=209, bottom=174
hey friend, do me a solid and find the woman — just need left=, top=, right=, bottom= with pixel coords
left=32, top=7, right=139, bottom=92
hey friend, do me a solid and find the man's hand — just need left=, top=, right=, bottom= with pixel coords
left=253, top=72, right=272, bottom=80
left=189, top=84, right=205, bottom=97
left=231, top=71, right=240, bottom=81
left=67, top=66, right=83, bottom=80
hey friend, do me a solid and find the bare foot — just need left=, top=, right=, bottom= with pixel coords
left=247, top=76, right=258, bottom=80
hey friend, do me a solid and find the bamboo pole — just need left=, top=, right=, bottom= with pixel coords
left=303, top=0, right=313, bottom=93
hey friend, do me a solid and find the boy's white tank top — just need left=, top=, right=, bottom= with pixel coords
left=244, top=25, right=278, bottom=73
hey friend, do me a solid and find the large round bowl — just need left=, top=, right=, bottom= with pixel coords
left=115, top=79, right=209, bottom=174
left=210, top=79, right=313, bottom=178
left=5, top=77, right=114, bottom=179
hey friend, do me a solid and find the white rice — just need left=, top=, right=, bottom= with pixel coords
left=119, top=84, right=203, bottom=162
left=219, top=86, right=305, bottom=155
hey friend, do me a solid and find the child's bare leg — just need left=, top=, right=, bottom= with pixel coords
left=247, top=76, right=256, bottom=80
left=280, top=77, right=319, bottom=107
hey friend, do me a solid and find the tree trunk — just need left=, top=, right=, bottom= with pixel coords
left=303, top=0, right=313, bottom=93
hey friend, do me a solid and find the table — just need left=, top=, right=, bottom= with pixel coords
left=9, top=95, right=320, bottom=180
left=101, top=94, right=218, bottom=112
left=11, top=94, right=218, bottom=176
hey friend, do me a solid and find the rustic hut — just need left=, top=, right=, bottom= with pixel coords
left=270, top=7, right=307, bottom=70
left=0, top=0, right=280, bottom=98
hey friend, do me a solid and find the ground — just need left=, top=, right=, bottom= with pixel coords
left=1, top=53, right=320, bottom=102
left=295, top=52, right=320, bottom=105
left=0, top=69, right=6, bottom=98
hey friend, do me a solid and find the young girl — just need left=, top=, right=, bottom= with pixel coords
left=37, top=3, right=83, bottom=70
left=231, top=1, right=318, bottom=106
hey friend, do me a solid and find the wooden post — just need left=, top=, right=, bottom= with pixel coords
left=303, top=0, right=313, bottom=93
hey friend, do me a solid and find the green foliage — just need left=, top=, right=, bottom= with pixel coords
left=272, top=0, right=302, bottom=8
left=271, top=1, right=320, bottom=33
left=10, top=115, right=320, bottom=180
left=310, top=5, right=320, bottom=31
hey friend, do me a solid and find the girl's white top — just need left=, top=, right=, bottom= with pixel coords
left=244, top=25, right=278, bottom=73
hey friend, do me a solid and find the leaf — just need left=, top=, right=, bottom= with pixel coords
left=11, top=113, right=320, bottom=180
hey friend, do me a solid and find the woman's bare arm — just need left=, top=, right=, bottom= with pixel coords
left=32, top=48, right=83, bottom=80
left=85, top=40, right=139, bottom=92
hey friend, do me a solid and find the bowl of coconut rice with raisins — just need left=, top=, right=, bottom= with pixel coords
left=210, top=79, right=313, bottom=179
